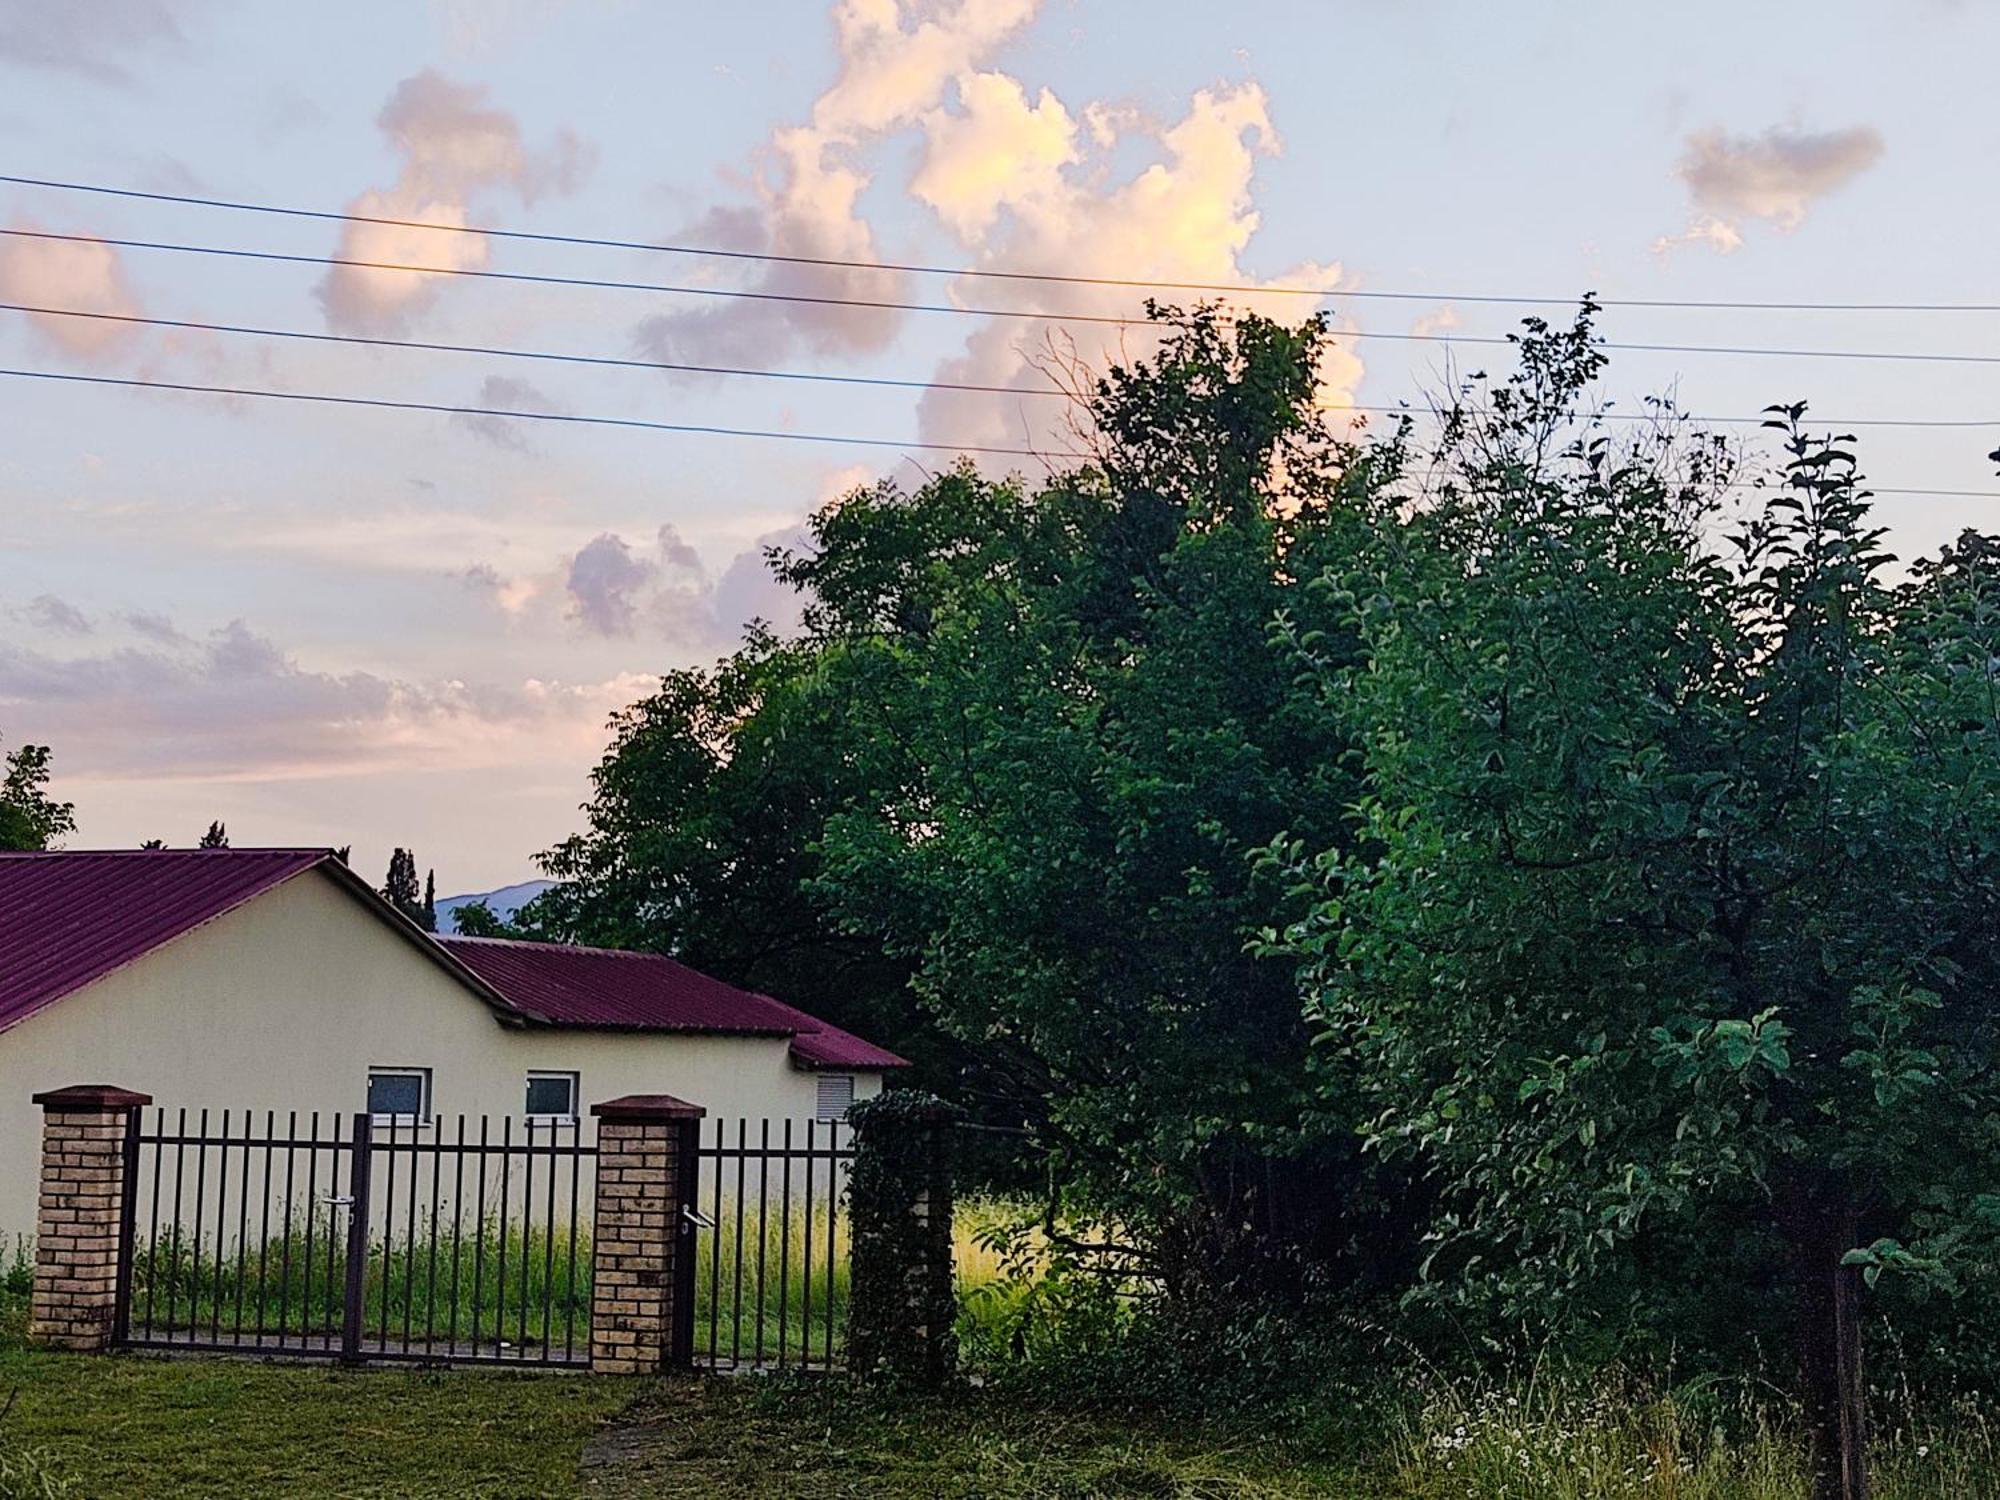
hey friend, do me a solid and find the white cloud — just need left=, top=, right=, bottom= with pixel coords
left=1656, top=123, right=1884, bottom=254
left=318, top=71, right=592, bottom=333
left=635, top=0, right=1039, bottom=369
left=0, top=223, right=143, bottom=359
left=563, top=524, right=710, bottom=639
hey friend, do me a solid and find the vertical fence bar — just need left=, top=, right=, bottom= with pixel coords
left=111, top=1104, right=141, bottom=1347
left=232, top=1113, right=251, bottom=1340
left=731, top=1118, right=746, bottom=1369
left=517, top=1120, right=535, bottom=1354
left=209, top=1109, right=229, bottom=1342
left=450, top=1117, right=467, bottom=1356
left=165, top=1107, right=186, bottom=1337
left=300, top=1113, right=320, bottom=1349
left=378, top=1115, right=398, bottom=1351
left=778, top=1118, right=793, bottom=1367
left=275, top=1111, right=297, bottom=1346
left=800, top=1119, right=816, bottom=1369
left=189, top=1108, right=209, bottom=1338
left=323, top=1115, right=343, bottom=1350
left=824, top=1119, right=839, bottom=1367
left=402, top=1119, right=421, bottom=1353
left=143, top=1108, right=163, bottom=1339
left=425, top=1117, right=442, bottom=1356
left=707, top=1117, right=723, bottom=1371
left=340, top=1112, right=373, bottom=1365
left=564, top=1121, right=582, bottom=1362
left=253, top=1112, right=274, bottom=1345
left=471, top=1116, right=489, bottom=1355
left=754, top=1118, right=770, bottom=1367
left=540, top=1121, right=559, bottom=1355
left=495, top=1116, right=512, bottom=1358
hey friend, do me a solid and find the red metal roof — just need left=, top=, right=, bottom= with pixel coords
left=438, top=936, right=908, bottom=1069
left=0, top=848, right=332, bottom=1034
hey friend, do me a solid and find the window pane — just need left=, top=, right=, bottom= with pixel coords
left=368, top=1071, right=425, bottom=1117
left=815, top=1074, right=855, bottom=1122
left=525, top=1073, right=576, bottom=1117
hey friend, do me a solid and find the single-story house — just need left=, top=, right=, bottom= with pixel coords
left=0, top=848, right=904, bottom=1237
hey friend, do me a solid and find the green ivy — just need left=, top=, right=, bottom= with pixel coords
left=845, top=1091, right=960, bottom=1388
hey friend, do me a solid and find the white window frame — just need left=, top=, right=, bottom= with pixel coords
left=524, top=1069, right=580, bottom=1124
left=815, top=1073, right=856, bottom=1123
left=367, top=1066, right=432, bottom=1127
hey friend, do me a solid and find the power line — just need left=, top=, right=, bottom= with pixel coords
left=5, top=170, right=1997, bottom=314
left=0, top=366, right=1068, bottom=458
left=8, top=226, right=1998, bottom=371
left=7, top=301, right=1998, bottom=431
left=2, top=365, right=1993, bottom=498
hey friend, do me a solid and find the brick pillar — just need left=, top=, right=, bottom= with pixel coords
left=30, top=1084, right=151, bottom=1352
left=588, top=1093, right=704, bottom=1374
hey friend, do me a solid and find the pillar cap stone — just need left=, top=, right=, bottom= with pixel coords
left=591, top=1093, right=705, bottom=1121
left=33, top=1084, right=152, bottom=1110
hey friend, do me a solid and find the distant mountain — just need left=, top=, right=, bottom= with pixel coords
left=435, top=879, right=556, bottom=930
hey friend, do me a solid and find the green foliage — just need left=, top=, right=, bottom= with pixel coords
left=380, top=848, right=430, bottom=928
left=1268, top=305, right=2000, bottom=1481
left=845, top=1091, right=959, bottom=1387
left=448, top=898, right=520, bottom=938
left=525, top=630, right=943, bottom=1089
left=0, top=739, right=74, bottom=852
left=196, top=820, right=228, bottom=849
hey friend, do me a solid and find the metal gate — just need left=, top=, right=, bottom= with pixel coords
left=114, top=1107, right=596, bottom=1366
left=689, top=1116, right=853, bottom=1371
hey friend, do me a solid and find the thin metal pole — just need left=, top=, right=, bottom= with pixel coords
left=732, top=1118, right=746, bottom=1369
left=517, top=1119, right=535, bottom=1353
left=323, top=1114, right=343, bottom=1349
left=276, top=1111, right=297, bottom=1343
left=541, top=1119, right=559, bottom=1355
left=801, top=1119, right=816, bottom=1368
left=166, top=1107, right=186, bottom=1336
left=563, top=1120, right=581, bottom=1362
left=471, top=1115, right=488, bottom=1354
left=777, top=1117, right=793, bottom=1367
left=402, top=1117, right=421, bottom=1352
left=449, top=1116, right=467, bottom=1355
left=708, top=1116, right=722, bottom=1370
left=189, top=1108, right=209, bottom=1338
left=298, top=1113, right=319, bottom=1349
left=425, top=1116, right=442, bottom=1356
left=253, top=1111, right=274, bottom=1345
left=495, top=1116, right=512, bottom=1357
left=231, top=1112, right=252, bottom=1338
left=210, top=1108, right=230, bottom=1342
left=754, top=1118, right=770, bottom=1367
left=111, top=1105, right=141, bottom=1347
left=340, top=1112, right=373, bottom=1365
left=379, top=1115, right=398, bottom=1349
left=143, top=1107, right=163, bottom=1337
left=825, top=1120, right=839, bottom=1366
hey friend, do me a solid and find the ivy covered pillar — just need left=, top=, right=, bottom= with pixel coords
left=844, top=1092, right=958, bottom=1388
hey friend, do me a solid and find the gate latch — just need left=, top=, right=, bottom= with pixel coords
left=322, top=1194, right=355, bottom=1208
left=681, top=1204, right=716, bottom=1230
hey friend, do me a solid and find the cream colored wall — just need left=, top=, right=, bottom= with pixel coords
left=0, top=869, right=881, bottom=1238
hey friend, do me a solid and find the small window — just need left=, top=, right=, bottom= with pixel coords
left=815, top=1073, right=856, bottom=1122
left=525, top=1071, right=579, bottom=1121
left=368, top=1067, right=430, bottom=1123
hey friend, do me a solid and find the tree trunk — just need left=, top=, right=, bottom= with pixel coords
left=1784, top=1192, right=1869, bottom=1500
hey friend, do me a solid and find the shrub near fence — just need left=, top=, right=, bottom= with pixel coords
left=845, top=1092, right=958, bottom=1388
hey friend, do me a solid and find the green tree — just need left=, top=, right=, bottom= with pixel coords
left=787, top=308, right=1389, bottom=1289
left=450, top=899, right=520, bottom=938
left=1274, top=311, right=2000, bottom=1498
left=382, top=848, right=424, bottom=925
left=197, top=820, right=229, bottom=849
left=0, top=736, right=76, bottom=851
left=421, top=869, right=437, bottom=934
left=529, top=629, right=937, bottom=1089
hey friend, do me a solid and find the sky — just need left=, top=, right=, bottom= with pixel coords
left=2, top=0, right=1997, bottom=892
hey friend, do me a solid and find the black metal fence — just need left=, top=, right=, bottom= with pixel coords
left=690, top=1116, right=852, bottom=1371
left=115, top=1108, right=596, bottom=1367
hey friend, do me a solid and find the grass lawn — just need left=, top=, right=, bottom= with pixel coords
left=0, top=1344, right=640, bottom=1498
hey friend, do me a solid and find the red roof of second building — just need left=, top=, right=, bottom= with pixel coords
left=437, top=935, right=908, bottom=1069
left=0, top=848, right=333, bottom=1033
